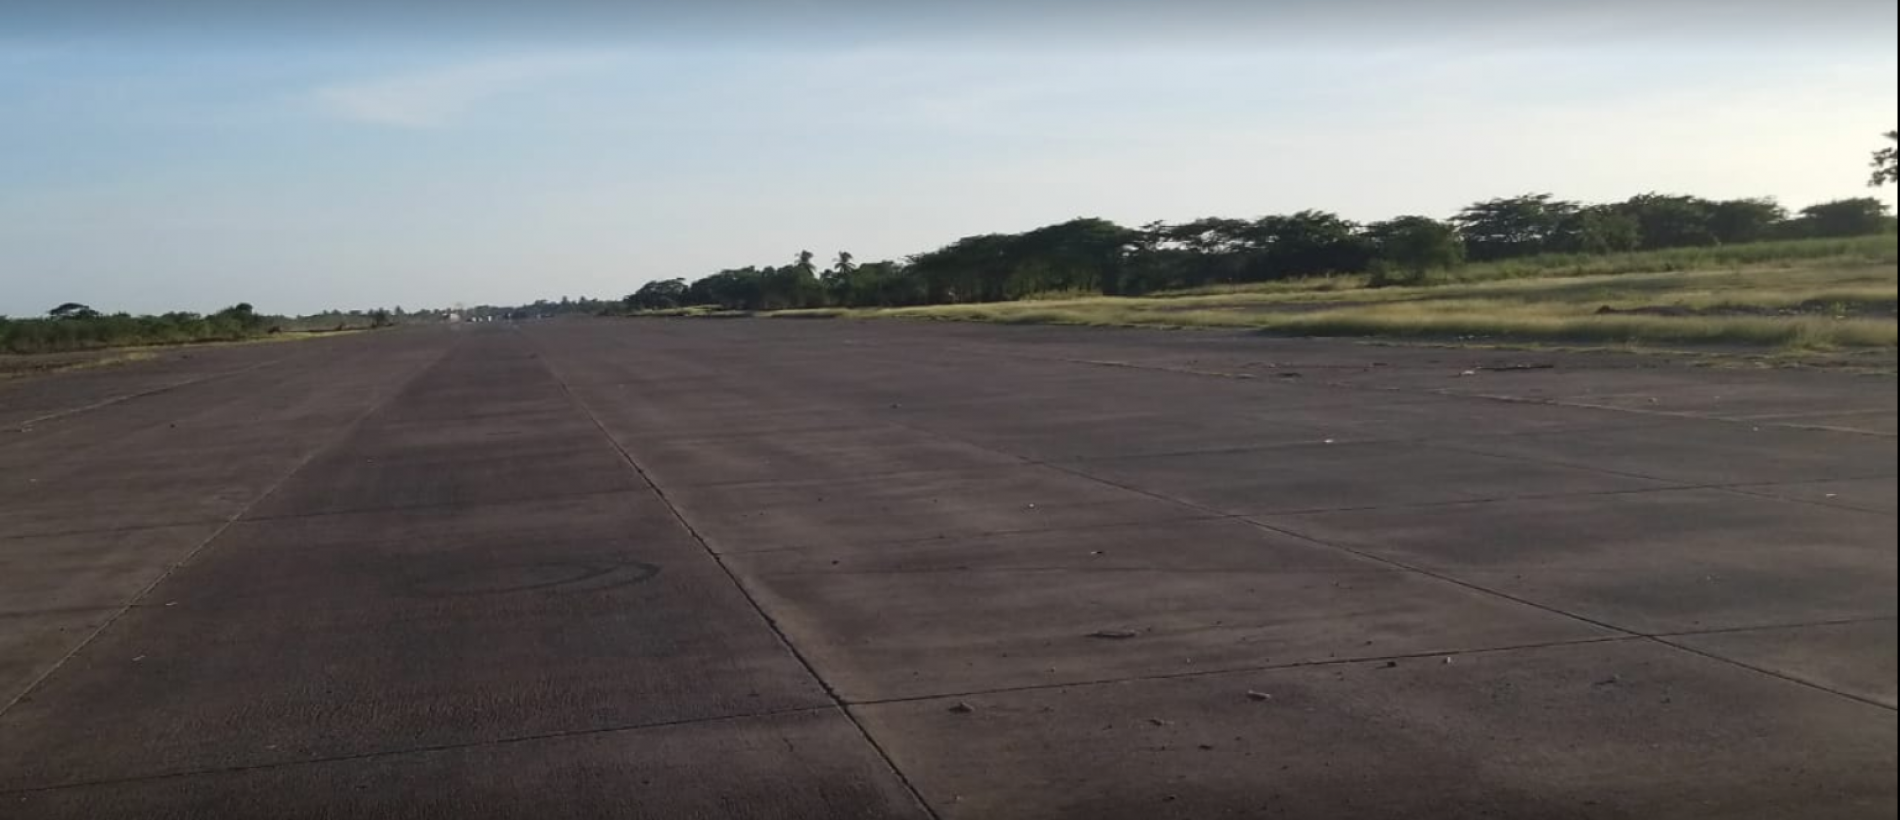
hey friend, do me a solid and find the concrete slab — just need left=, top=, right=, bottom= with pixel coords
left=1318, top=361, right=1893, bottom=423
left=1755, top=410, right=1899, bottom=436
left=856, top=641, right=1897, bottom=820
left=244, top=439, right=642, bottom=519
left=0, top=361, right=246, bottom=431
left=4, top=320, right=1894, bottom=817
left=0, top=337, right=453, bottom=538
left=350, top=408, right=605, bottom=451
left=1263, top=489, right=1898, bottom=633
left=0, top=609, right=115, bottom=707
left=904, top=411, right=1347, bottom=462
left=375, top=389, right=580, bottom=425
left=1730, top=476, right=1899, bottom=515
left=631, top=425, right=1024, bottom=487
left=1536, top=376, right=1899, bottom=422
left=0, top=452, right=290, bottom=537
left=0, top=524, right=220, bottom=614
left=1445, top=419, right=1898, bottom=485
left=1, top=334, right=440, bottom=460
left=1246, top=389, right=1662, bottom=440
left=0, top=493, right=831, bottom=789
left=730, top=518, right=1609, bottom=701
left=670, top=465, right=1209, bottom=553
left=1065, top=440, right=1668, bottom=516
left=606, top=408, right=876, bottom=439
left=1667, top=620, right=1898, bottom=708
left=7, top=709, right=928, bottom=820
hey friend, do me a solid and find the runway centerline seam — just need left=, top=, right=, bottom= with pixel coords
left=847, top=635, right=1642, bottom=707
left=524, top=328, right=945, bottom=820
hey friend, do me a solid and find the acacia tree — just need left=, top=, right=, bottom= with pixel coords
left=1558, top=206, right=1642, bottom=254
left=1245, top=211, right=1369, bottom=280
left=1794, top=198, right=1891, bottom=238
left=1452, top=194, right=1578, bottom=261
left=48, top=302, right=99, bottom=320
left=1613, top=193, right=1717, bottom=249
left=1708, top=198, right=1786, bottom=245
left=1158, top=217, right=1253, bottom=286
left=625, top=278, right=688, bottom=310
left=1365, top=216, right=1464, bottom=286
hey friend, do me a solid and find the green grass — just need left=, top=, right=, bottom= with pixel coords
left=769, top=236, right=1899, bottom=352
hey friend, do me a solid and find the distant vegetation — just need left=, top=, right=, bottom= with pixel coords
left=789, top=237, right=1895, bottom=351
left=628, top=191, right=1896, bottom=314
left=0, top=302, right=396, bottom=355
left=450, top=297, right=620, bottom=322
left=2, top=303, right=273, bottom=354
left=1, top=296, right=637, bottom=356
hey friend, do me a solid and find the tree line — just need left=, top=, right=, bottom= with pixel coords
left=627, top=193, right=1896, bottom=312
left=0, top=302, right=407, bottom=355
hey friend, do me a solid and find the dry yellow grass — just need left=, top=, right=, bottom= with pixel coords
left=773, top=255, right=1898, bottom=351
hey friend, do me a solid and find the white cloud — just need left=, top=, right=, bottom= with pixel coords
left=312, top=53, right=618, bottom=128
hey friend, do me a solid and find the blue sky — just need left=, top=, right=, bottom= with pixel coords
left=3, top=2, right=1896, bottom=316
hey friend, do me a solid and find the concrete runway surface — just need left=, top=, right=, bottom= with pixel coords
left=1, top=319, right=1894, bottom=819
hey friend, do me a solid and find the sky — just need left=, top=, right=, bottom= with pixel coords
left=3, top=1, right=1896, bottom=316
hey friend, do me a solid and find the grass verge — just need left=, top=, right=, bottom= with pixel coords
left=762, top=239, right=1899, bottom=353
left=0, top=328, right=371, bottom=381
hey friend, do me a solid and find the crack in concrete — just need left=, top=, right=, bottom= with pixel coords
left=3, top=356, right=295, bottom=440
left=840, top=615, right=1900, bottom=710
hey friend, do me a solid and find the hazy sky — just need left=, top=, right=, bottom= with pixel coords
left=3, top=1, right=1896, bottom=316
